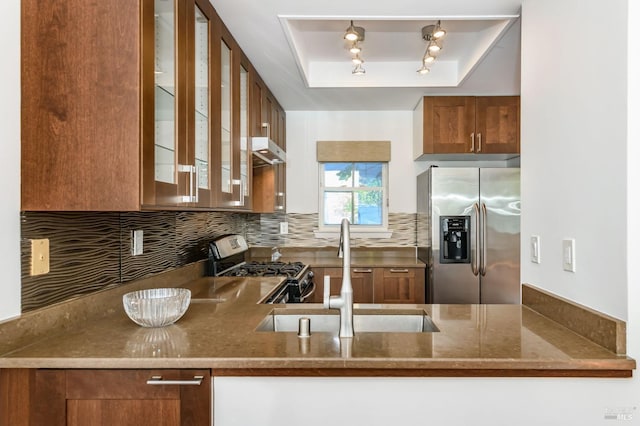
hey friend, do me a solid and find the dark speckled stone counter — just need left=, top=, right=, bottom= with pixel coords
left=0, top=269, right=634, bottom=377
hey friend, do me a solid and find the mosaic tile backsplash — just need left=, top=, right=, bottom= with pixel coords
left=21, top=211, right=246, bottom=312
left=245, top=213, right=417, bottom=248
left=21, top=211, right=416, bottom=312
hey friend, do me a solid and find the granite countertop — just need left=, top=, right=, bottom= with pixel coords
left=0, top=276, right=634, bottom=377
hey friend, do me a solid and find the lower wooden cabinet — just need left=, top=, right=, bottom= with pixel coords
left=312, top=267, right=374, bottom=304
left=311, top=266, right=424, bottom=305
left=0, top=369, right=210, bottom=426
left=374, top=268, right=425, bottom=304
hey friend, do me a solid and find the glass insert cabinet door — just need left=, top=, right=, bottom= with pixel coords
left=153, top=0, right=176, bottom=186
left=220, top=39, right=232, bottom=198
left=239, top=62, right=250, bottom=206
left=194, top=4, right=209, bottom=194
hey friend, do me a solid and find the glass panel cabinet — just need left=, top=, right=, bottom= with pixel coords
left=239, top=61, right=251, bottom=208
left=194, top=4, right=210, bottom=196
left=21, top=0, right=283, bottom=212
left=220, top=39, right=233, bottom=200
left=143, top=0, right=216, bottom=207
left=212, top=26, right=252, bottom=209
left=153, top=0, right=176, bottom=186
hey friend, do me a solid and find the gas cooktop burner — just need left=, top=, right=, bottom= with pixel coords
left=225, top=261, right=306, bottom=278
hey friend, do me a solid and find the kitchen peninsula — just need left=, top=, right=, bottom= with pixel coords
left=0, top=261, right=634, bottom=425
left=0, top=263, right=633, bottom=374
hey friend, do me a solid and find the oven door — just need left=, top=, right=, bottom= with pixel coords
left=262, top=282, right=290, bottom=304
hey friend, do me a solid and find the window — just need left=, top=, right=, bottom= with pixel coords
left=319, top=162, right=388, bottom=231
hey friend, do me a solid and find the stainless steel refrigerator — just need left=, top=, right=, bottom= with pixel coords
left=417, top=167, right=520, bottom=304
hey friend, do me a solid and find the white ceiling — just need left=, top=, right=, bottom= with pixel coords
left=209, top=0, right=523, bottom=111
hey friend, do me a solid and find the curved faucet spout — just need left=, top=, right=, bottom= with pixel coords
left=327, top=218, right=354, bottom=338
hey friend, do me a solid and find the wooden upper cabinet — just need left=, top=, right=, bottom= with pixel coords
left=21, top=0, right=142, bottom=211
left=21, top=0, right=216, bottom=210
left=250, top=72, right=287, bottom=213
left=475, top=96, right=520, bottom=154
left=424, top=96, right=476, bottom=154
left=145, top=0, right=218, bottom=209
left=210, top=23, right=252, bottom=210
left=21, top=0, right=280, bottom=212
left=414, top=96, right=520, bottom=160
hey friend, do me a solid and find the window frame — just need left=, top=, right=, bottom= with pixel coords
left=318, top=161, right=389, bottom=233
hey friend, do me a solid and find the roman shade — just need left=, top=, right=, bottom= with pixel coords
left=316, top=141, right=391, bottom=162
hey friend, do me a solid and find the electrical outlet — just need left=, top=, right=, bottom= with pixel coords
left=562, top=239, right=575, bottom=272
left=131, top=230, right=144, bottom=256
left=30, top=238, right=50, bottom=276
left=530, top=235, right=540, bottom=264
left=279, top=222, right=288, bottom=235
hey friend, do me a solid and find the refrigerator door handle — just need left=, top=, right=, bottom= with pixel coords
left=481, top=202, right=488, bottom=276
left=472, top=203, right=480, bottom=276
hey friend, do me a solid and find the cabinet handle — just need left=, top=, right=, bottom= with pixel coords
left=231, top=179, right=243, bottom=207
left=146, top=375, right=204, bottom=386
left=477, top=133, right=482, bottom=152
left=470, top=133, right=475, bottom=152
left=177, top=164, right=198, bottom=203
left=353, top=268, right=372, bottom=273
left=389, top=268, right=409, bottom=273
left=261, top=122, right=271, bottom=139
left=275, top=192, right=285, bottom=210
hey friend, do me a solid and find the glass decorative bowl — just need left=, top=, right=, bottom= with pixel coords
left=123, top=288, right=191, bottom=327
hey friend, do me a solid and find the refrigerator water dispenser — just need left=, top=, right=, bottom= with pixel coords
left=440, top=216, right=470, bottom=264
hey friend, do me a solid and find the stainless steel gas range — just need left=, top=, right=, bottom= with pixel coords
left=208, top=235, right=315, bottom=304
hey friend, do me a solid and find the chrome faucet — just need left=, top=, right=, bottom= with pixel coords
left=324, top=218, right=354, bottom=338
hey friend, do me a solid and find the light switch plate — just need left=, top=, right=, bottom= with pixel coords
left=562, top=239, right=575, bottom=272
left=279, top=222, right=288, bottom=235
left=131, top=230, right=144, bottom=256
left=530, top=235, right=540, bottom=264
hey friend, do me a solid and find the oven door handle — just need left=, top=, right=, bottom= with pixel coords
left=299, top=281, right=316, bottom=302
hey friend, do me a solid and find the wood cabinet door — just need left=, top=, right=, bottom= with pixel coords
left=7, top=369, right=211, bottom=426
left=22, top=0, right=142, bottom=211
left=423, top=96, right=476, bottom=154
left=475, top=96, right=520, bottom=154
left=374, top=268, right=425, bottom=304
left=319, top=268, right=374, bottom=304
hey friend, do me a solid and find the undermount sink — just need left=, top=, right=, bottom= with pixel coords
left=255, top=308, right=439, bottom=333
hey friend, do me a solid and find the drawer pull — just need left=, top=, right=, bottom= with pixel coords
left=146, top=375, right=204, bottom=386
left=352, top=268, right=372, bottom=273
left=389, top=268, right=409, bottom=273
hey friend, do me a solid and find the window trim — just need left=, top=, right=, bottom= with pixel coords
left=317, top=161, right=389, bottom=234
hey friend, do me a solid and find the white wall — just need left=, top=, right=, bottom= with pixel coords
left=0, top=0, right=21, bottom=320
left=286, top=111, right=417, bottom=214
left=626, top=0, right=640, bottom=416
left=520, top=0, right=628, bottom=320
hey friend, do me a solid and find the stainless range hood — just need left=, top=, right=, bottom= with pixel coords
left=252, top=123, right=286, bottom=166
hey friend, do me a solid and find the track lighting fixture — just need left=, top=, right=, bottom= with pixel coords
left=344, top=20, right=366, bottom=75
left=417, top=64, right=430, bottom=75
left=352, top=63, right=365, bottom=75
left=344, top=20, right=365, bottom=42
left=418, top=20, right=446, bottom=74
